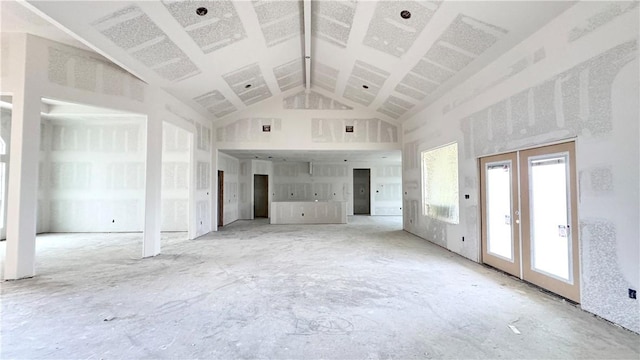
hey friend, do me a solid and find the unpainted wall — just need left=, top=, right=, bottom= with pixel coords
left=194, top=122, right=212, bottom=235
left=218, top=152, right=239, bottom=226
left=161, top=122, right=190, bottom=232
left=214, top=89, right=401, bottom=152
left=272, top=161, right=402, bottom=216
left=237, top=159, right=274, bottom=220
left=402, top=2, right=639, bottom=332
left=42, top=117, right=146, bottom=232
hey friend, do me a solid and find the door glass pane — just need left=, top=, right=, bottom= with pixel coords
left=486, top=162, right=513, bottom=261
left=529, top=155, right=571, bottom=281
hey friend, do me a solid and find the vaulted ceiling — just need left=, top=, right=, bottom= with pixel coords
left=5, top=1, right=575, bottom=124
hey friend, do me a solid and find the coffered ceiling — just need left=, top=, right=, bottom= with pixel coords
left=5, top=1, right=575, bottom=123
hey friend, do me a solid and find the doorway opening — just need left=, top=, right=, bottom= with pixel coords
left=480, top=141, right=579, bottom=302
left=254, top=174, right=268, bottom=218
left=353, top=168, right=371, bottom=215
left=218, top=170, right=224, bottom=227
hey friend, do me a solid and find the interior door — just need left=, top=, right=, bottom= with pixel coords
left=520, top=142, right=580, bottom=302
left=353, top=169, right=370, bottom=215
left=480, top=142, right=580, bottom=303
left=253, top=174, right=268, bottom=218
left=218, top=170, right=224, bottom=227
left=480, top=152, right=520, bottom=276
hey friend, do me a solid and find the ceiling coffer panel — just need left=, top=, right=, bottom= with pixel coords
left=395, top=14, right=508, bottom=101
left=343, top=60, right=390, bottom=106
left=162, top=0, right=247, bottom=54
left=377, top=95, right=415, bottom=119
left=193, top=90, right=237, bottom=118
left=92, top=6, right=200, bottom=82
left=311, top=0, right=357, bottom=48
left=273, top=58, right=304, bottom=92
left=363, top=0, right=441, bottom=58
left=311, top=62, right=340, bottom=92
left=440, top=15, right=508, bottom=55
left=223, top=63, right=273, bottom=106
left=252, top=0, right=303, bottom=47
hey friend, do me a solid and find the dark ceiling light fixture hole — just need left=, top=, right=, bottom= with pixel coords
left=400, top=10, right=411, bottom=19
left=362, top=85, right=369, bottom=89
left=245, top=84, right=252, bottom=89
left=196, top=7, right=208, bottom=16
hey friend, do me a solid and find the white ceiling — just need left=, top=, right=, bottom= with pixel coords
left=8, top=0, right=576, bottom=124
left=0, top=1, right=92, bottom=51
left=221, top=149, right=401, bottom=163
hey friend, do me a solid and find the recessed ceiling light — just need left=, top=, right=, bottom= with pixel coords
left=245, top=84, right=252, bottom=89
left=400, top=10, right=411, bottom=19
left=196, top=7, right=208, bottom=16
left=362, top=85, right=369, bottom=89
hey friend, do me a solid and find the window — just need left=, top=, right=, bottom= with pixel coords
left=421, top=142, right=459, bottom=224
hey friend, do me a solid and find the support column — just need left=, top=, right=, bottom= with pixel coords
left=142, top=114, right=163, bottom=258
left=4, top=35, right=41, bottom=280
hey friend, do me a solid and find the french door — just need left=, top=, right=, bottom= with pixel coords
left=480, top=142, right=580, bottom=302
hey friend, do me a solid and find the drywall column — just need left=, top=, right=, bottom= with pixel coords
left=142, top=115, right=163, bottom=257
left=4, top=35, right=41, bottom=280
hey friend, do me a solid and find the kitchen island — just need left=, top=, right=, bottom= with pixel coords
left=270, top=201, right=347, bottom=224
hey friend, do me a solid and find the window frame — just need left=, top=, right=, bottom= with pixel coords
left=420, top=142, right=460, bottom=224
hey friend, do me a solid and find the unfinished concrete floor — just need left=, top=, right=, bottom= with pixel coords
left=1, top=216, right=638, bottom=359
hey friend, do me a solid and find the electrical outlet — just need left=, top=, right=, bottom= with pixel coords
left=629, top=288, right=637, bottom=299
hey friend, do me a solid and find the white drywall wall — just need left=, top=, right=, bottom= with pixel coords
left=238, top=159, right=252, bottom=220
left=272, top=161, right=402, bottom=216
left=217, top=152, right=240, bottom=226
left=43, top=117, right=146, bottom=232
left=213, top=89, right=402, bottom=153
left=237, top=159, right=274, bottom=220
left=401, top=2, right=639, bottom=332
left=161, top=122, right=190, bottom=232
